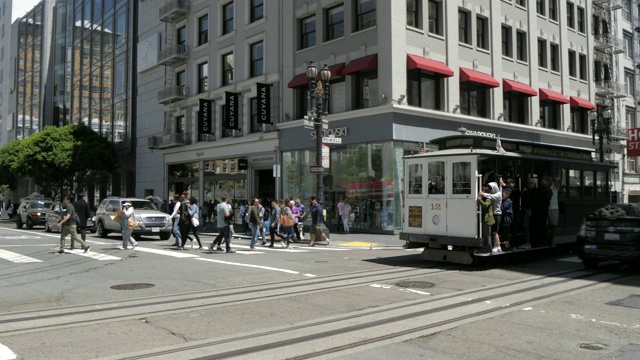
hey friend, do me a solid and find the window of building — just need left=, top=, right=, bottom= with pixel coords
left=354, top=0, right=376, bottom=31
left=540, top=103, right=561, bottom=130
left=249, top=97, right=262, bottom=133
left=222, top=53, right=234, bottom=86
left=549, top=0, right=557, bottom=21
left=538, top=38, right=547, bottom=68
left=223, top=2, right=234, bottom=35
left=502, top=25, right=512, bottom=57
left=459, top=10, right=471, bottom=44
left=329, top=79, right=346, bottom=114
left=428, top=0, right=443, bottom=35
left=536, top=0, right=545, bottom=16
left=516, top=0, right=526, bottom=7
left=176, top=115, right=186, bottom=133
left=503, top=93, right=528, bottom=124
left=198, top=15, right=208, bottom=45
left=407, top=0, right=421, bottom=29
left=177, top=26, right=187, bottom=45
left=198, top=62, right=208, bottom=93
left=623, top=0, right=631, bottom=22
left=299, top=16, right=316, bottom=50
left=177, top=70, right=186, bottom=89
left=570, top=108, right=589, bottom=134
left=627, top=106, right=637, bottom=129
left=516, top=30, right=527, bottom=61
left=250, top=0, right=264, bottom=23
left=567, top=1, right=575, bottom=29
left=568, top=50, right=577, bottom=77
left=407, top=71, right=444, bottom=110
left=579, top=54, right=587, bottom=81
left=355, top=72, right=378, bottom=109
left=326, top=5, right=344, bottom=41
left=592, top=15, right=600, bottom=35
left=550, top=43, right=559, bottom=72
left=625, top=70, right=634, bottom=96
left=624, top=32, right=633, bottom=58
left=477, top=16, right=488, bottom=50
left=594, top=60, right=602, bottom=82
left=460, top=83, right=489, bottom=118
left=249, top=41, right=263, bottom=77
left=577, top=7, right=585, bottom=33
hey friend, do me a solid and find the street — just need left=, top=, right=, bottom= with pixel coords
left=0, top=220, right=638, bottom=360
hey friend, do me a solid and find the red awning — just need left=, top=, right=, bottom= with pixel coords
left=459, top=67, right=500, bottom=88
left=503, top=79, right=537, bottom=97
left=539, top=88, right=570, bottom=104
left=406, top=54, right=454, bottom=77
left=343, top=54, right=378, bottom=75
left=287, top=63, right=346, bottom=88
left=569, top=96, right=596, bottom=110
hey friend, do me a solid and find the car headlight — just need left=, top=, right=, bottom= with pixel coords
left=135, top=215, right=143, bottom=222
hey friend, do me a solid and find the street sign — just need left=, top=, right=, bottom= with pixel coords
left=310, top=165, right=325, bottom=174
left=303, top=119, right=315, bottom=129
left=322, top=136, right=342, bottom=144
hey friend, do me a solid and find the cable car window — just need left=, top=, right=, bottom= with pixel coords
left=408, top=164, right=423, bottom=194
left=596, top=171, right=607, bottom=197
left=428, top=161, right=445, bottom=194
left=568, top=168, right=581, bottom=197
left=444, top=139, right=473, bottom=148
left=452, top=161, right=471, bottom=194
left=584, top=170, right=594, bottom=197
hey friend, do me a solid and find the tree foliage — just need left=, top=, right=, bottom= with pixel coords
left=0, top=124, right=119, bottom=199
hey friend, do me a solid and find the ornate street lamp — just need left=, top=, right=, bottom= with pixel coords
left=307, top=61, right=332, bottom=203
left=589, top=107, right=612, bottom=162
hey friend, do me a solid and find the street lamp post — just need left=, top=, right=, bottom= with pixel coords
left=307, top=62, right=332, bottom=203
left=589, top=107, right=612, bottom=162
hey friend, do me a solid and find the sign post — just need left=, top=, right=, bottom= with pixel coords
left=310, top=165, right=325, bottom=174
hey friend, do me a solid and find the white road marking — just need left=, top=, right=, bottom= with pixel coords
left=195, top=257, right=303, bottom=275
left=65, top=250, right=121, bottom=261
left=557, top=256, right=581, bottom=262
left=131, top=247, right=200, bottom=258
left=0, top=343, right=17, bottom=360
left=0, top=249, right=42, bottom=263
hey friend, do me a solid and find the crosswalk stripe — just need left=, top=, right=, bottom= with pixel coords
left=132, top=246, right=200, bottom=258
left=195, top=257, right=302, bottom=274
left=0, top=249, right=42, bottom=263
left=65, top=249, right=121, bottom=261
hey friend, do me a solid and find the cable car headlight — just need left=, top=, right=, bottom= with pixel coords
left=432, top=215, right=440, bottom=225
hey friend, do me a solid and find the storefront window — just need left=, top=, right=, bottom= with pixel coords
left=282, top=141, right=416, bottom=233
left=168, top=162, right=200, bottom=200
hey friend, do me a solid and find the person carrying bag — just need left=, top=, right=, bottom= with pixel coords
left=120, top=202, right=138, bottom=250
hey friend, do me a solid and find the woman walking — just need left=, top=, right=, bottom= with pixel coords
left=187, top=196, right=203, bottom=249
left=268, top=199, right=285, bottom=248
left=121, top=202, right=139, bottom=250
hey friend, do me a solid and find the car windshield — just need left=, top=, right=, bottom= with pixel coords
left=32, top=201, right=52, bottom=209
left=123, top=201, right=159, bottom=211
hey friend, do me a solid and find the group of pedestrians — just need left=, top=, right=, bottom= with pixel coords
left=167, top=192, right=203, bottom=250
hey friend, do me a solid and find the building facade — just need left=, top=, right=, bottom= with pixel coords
left=0, top=0, right=11, bottom=147
left=138, top=0, right=633, bottom=234
left=5, top=0, right=138, bottom=205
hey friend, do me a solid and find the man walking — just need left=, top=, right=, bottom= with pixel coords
left=209, top=195, right=235, bottom=253
left=71, top=192, right=92, bottom=249
left=309, top=197, right=323, bottom=247
left=57, top=195, right=91, bottom=254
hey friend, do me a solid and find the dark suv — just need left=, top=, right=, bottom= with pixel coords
left=95, top=197, right=172, bottom=240
left=17, top=197, right=53, bottom=229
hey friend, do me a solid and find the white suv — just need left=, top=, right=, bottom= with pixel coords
left=95, top=197, right=172, bottom=240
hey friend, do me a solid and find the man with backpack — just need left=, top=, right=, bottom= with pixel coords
left=177, top=192, right=192, bottom=250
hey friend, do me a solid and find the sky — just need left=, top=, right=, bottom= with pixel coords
left=12, top=0, right=41, bottom=22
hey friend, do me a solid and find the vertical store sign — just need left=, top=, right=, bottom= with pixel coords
left=257, top=83, right=271, bottom=124
left=198, top=99, right=212, bottom=134
left=224, top=92, right=240, bottom=130
left=628, top=128, right=640, bottom=156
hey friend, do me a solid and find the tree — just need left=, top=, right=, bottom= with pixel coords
left=0, top=124, right=119, bottom=200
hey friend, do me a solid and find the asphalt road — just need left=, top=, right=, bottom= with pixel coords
left=0, top=220, right=638, bottom=360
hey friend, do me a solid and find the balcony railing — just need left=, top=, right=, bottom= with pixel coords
left=593, top=0, right=623, bottom=11
left=595, top=80, right=626, bottom=97
left=158, top=85, right=188, bottom=104
left=159, top=0, right=190, bottom=23
left=594, top=34, right=624, bottom=54
left=610, top=124, right=628, bottom=140
left=148, top=132, right=190, bottom=149
left=158, top=44, right=189, bottom=66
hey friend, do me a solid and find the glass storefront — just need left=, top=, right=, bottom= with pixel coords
left=282, top=141, right=417, bottom=233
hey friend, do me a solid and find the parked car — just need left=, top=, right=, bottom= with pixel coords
left=44, top=202, right=66, bottom=233
left=580, top=204, right=640, bottom=269
left=16, top=197, right=53, bottom=229
left=94, top=197, right=172, bottom=240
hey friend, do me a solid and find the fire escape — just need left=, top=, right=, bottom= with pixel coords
left=148, top=0, right=191, bottom=150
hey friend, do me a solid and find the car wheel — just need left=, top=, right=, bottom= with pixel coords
left=26, top=217, right=33, bottom=229
left=582, top=258, right=599, bottom=269
left=97, top=222, right=108, bottom=238
left=45, top=222, right=51, bottom=232
left=16, top=217, right=23, bottom=229
left=160, top=233, right=171, bottom=241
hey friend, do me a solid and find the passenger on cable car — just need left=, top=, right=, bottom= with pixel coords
left=506, top=179, right=521, bottom=246
left=479, top=182, right=503, bottom=254
left=520, top=178, right=537, bottom=248
left=500, top=187, right=513, bottom=251
left=477, top=185, right=495, bottom=252
left=531, top=176, right=553, bottom=248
